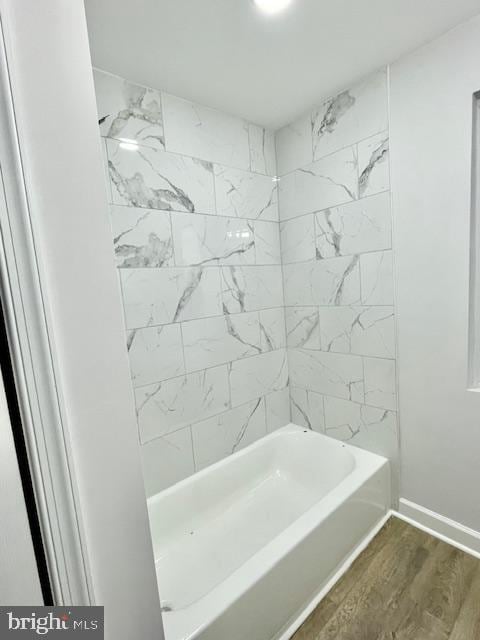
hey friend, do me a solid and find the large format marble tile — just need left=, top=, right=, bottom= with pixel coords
left=259, top=308, right=287, bottom=351
left=106, top=139, right=216, bottom=214
left=162, top=93, right=250, bottom=170
left=360, top=250, right=394, bottom=305
left=280, top=215, right=316, bottom=264
left=290, top=387, right=325, bottom=432
left=140, top=427, right=195, bottom=496
left=135, top=365, right=230, bottom=442
left=120, top=266, right=222, bottom=328
left=315, top=192, right=392, bottom=259
left=317, top=256, right=362, bottom=308
left=249, top=125, right=276, bottom=176
left=171, top=213, right=254, bottom=266
left=283, top=260, right=318, bottom=307
left=278, top=146, right=358, bottom=221
left=94, top=69, right=165, bottom=150
left=312, top=69, right=388, bottom=160
left=229, top=349, right=288, bottom=408
left=323, top=396, right=397, bottom=460
left=283, top=256, right=361, bottom=307
left=364, top=357, right=397, bottom=410
left=285, top=307, right=320, bottom=349
left=221, top=265, right=284, bottom=313
left=265, top=388, right=291, bottom=432
left=127, top=324, right=185, bottom=387
left=358, top=132, right=390, bottom=198
left=214, top=165, right=278, bottom=222
left=319, top=306, right=395, bottom=358
left=254, top=221, right=281, bottom=265
left=111, top=205, right=174, bottom=268
left=275, top=114, right=313, bottom=177
left=288, top=348, right=364, bottom=402
left=191, top=398, right=267, bottom=470
left=182, top=312, right=261, bottom=372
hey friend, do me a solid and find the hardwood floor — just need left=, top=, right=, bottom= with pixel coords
left=291, top=517, right=480, bottom=640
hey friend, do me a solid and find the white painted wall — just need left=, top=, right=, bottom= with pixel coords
left=390, top=14, right=480, bottom=532
left=0, top=0, right=163, bottom=635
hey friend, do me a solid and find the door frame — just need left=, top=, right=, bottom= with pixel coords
left=0, top=11, right=92, bottom=605
left=0, top=2, right=163, bottom=637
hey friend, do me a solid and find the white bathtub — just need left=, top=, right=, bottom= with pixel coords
left=148, top=424, right=390, bottom=640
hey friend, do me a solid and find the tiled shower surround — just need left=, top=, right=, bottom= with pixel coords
left=278, top=69, right=398, bottom=465
left=94, top=69, right=289, bottom=496
left=94, top=67, right=398, bottom=496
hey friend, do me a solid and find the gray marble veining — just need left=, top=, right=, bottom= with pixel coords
left=249, top=124, right=277, bottom=176
left=312, top=91, right=355, bottom=151
left=358, top=133, right=390, bottom=197
left=182, top=312, right=261, bottom=372
left=111, top=205, right=174, bottom=267
left=290, top=386, right=325, bottom=432
left=94, top=69, right=165, bottom=149
left=319, top=306, right=395, bottom=358
left=107, top=139, right=216, bottom=214
left=221, top=265, right=284, bottom=313
left=120, top=266, right=222, bottom=329
left=229, top=349, right=289, bottom=408
left=254, top=221, right=281, bottom=264
left=135, top=365, right=230, bottom=442
left=283, top=256, right=361, bottom=307
left=324, top=396, right=397, bottom=461
left=259, top=308, right=287, bottom=351
left=278, top=146, right=358, bottom=221
left=171, top=213, right=255, bottom=266
left=288, top=348, right=364, bottom=403
left=312, top=70, right=388, bottom=161
left=265, top=389, right=291, bottom=432
left=162, top=92, right=251, bottom=170
left=360, top=250, right=394, bottom=305
left=315, top=192, right=391, bottom=259
left=286, top=307, right=320, bottom=349
left=191, top=398, right=267, bottom=470
left=215, top=165, right=279, bottom=222
left=128, top=324, right=184, bottom=386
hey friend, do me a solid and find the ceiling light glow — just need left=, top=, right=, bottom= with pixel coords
left=253, top=0, right=292, bottom=15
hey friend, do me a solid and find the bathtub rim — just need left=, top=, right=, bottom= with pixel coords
left=148, top=423, right=388, bottom=509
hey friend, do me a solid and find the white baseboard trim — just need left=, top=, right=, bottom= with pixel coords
left=396, top=498, right=480, bottom=559
left=275, top=504, right=480, bottom=640
left=275, top=511, right=392, bottom=640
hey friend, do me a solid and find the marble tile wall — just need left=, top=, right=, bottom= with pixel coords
left=94, top=66, right=397, bottom=497
left=276, top=68, right=399, bottom=465
left=93, top=69, right=290, bottom=496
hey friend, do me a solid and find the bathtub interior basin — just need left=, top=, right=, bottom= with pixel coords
left=148, top=424, right=391, bottom=640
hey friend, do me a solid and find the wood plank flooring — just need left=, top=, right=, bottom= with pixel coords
left=291, top=517, right=480, bottom=640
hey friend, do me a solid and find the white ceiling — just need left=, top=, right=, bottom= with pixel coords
left=84, top=0, right=480, bottom=129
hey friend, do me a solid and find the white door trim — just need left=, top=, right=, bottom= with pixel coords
left=0, top=10, right=92, bottom=605
left=0, top=2, right=163, bottom=636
